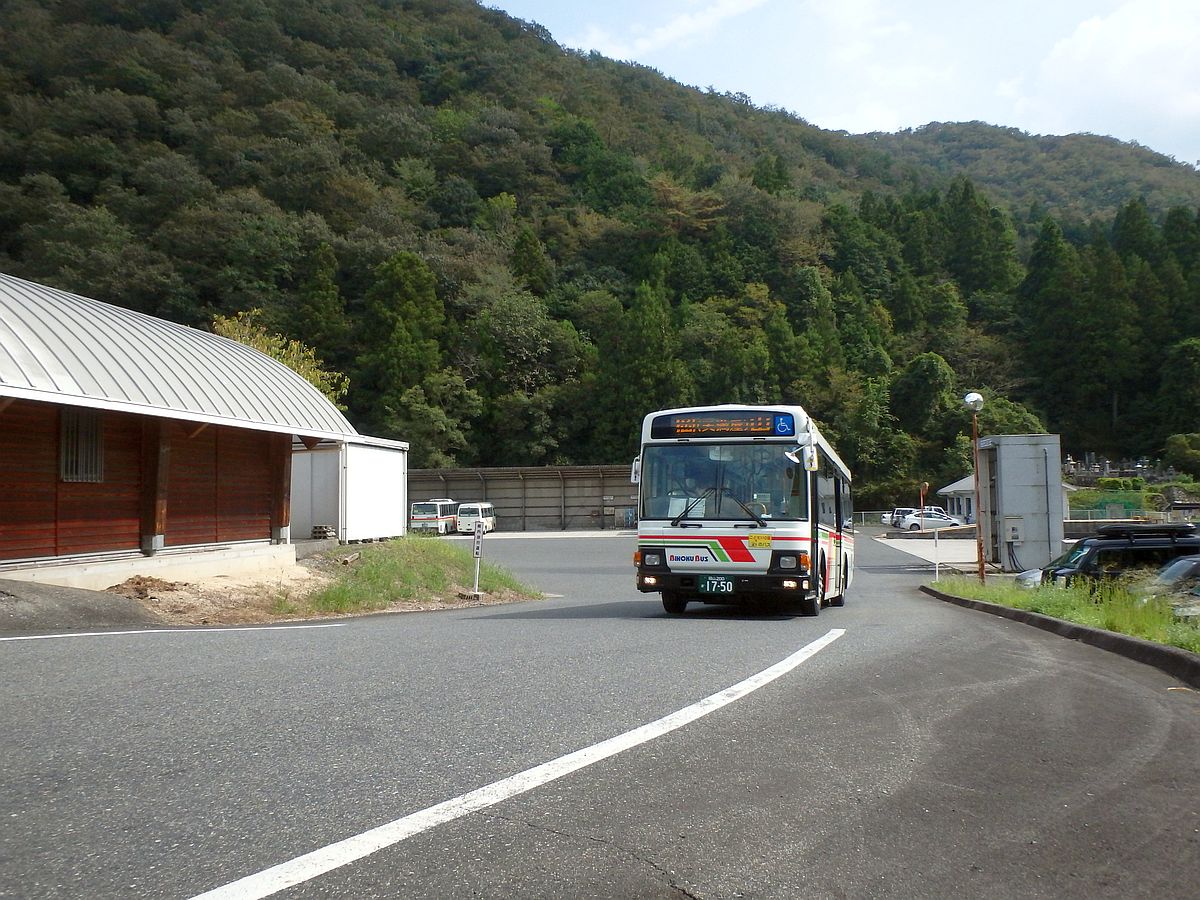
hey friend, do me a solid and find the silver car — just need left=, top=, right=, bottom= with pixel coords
left=896, top=510, right=965, bottom=531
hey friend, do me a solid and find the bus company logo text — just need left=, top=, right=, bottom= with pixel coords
left=669, top=550, right=715, bottom=563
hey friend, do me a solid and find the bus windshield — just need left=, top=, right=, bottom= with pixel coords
left=411, top=503, right=439, bottom=515
left=640, top=443, right=808, bottom=522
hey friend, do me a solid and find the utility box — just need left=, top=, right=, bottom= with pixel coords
left=977, top=434, right=1064, bottom=572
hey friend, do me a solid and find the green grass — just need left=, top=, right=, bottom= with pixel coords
left=305, top=536, right=539, bottom=616
left=934, top=575, right=1200, bottom=654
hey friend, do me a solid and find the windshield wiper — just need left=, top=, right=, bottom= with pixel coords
left=721, top=488, right=768, bottom=527
left=670, top=488, right=713, bottom=526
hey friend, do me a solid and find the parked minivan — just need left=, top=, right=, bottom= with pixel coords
left=456, top=502, right=497, bottom=534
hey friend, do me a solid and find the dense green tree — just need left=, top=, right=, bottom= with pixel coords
left=1157, top=339, right=1200, bottom=438
left=382, top=370, right=482, bottom=468
left=751, top=152, right=790, bottom=194
left=509, top=224, right=554, bottom=295
left=291, top=241, right=350, bottom=365
left=941, top=177, right=1021, bottom=294
left=890, top=352, right=957, bottom=437
left=1164, top=433, right=1200, bottom=478
left=1015, top=220, right=1086, bottom=428
left=1111, top=197, right=1162, bottom=265
left=591, top=281, right=694, bottom=459
left=352, top=251, right=444, bottom=434
left=1162, top=206, right=1200, bottom=276
left=678, top=284, right=775, bottom=403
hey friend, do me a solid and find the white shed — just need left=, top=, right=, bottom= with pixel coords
left=292, top=436, right=409, bottom=543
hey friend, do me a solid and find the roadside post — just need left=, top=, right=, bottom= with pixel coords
left=933, top=527, right=940, bottom=581
left=472, top=518, right=484, bottom=597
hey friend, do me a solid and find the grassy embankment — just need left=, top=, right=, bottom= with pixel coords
left=935, top=575, right=1200, bottom=654
left=276, top=536, right=539, bottom=617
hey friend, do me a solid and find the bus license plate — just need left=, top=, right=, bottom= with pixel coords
left=699, top=575, right=734, bottom=594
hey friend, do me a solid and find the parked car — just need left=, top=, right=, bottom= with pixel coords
left=1132, top=555, right=1200, bottom=617
left=897, top=510, right=966, bottom=531
left=887, top=507, right=917, bottom=527
left=1145, top=554, right=1200, bottom=594
left=1018, top=523, right=1200, bottom=588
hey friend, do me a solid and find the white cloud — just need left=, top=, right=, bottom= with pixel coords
left=563, top=0, right=770, bottom=59
left=1014, top=0, right=1200, bottom=160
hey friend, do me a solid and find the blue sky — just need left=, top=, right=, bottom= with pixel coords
left=483, top=0, right=1200, bottom=168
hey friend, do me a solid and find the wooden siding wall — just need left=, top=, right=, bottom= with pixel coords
left=61, top=414, right=141, bottom=554
left=0, top=399, right=140, bottom=559
left=164, top=424, right=275, bottom=546
left=1, top=399, right=64, bottom=559
left=0, top=398, right=283, bottom=562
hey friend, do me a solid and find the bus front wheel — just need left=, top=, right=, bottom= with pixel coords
left=662, top=592, right=688, bottom=615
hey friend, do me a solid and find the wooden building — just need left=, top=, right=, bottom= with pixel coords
left=0, top=273, right=402, bottom=584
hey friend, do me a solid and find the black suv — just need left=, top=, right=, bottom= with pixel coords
left=1032, top=523, right=1200, bottom=586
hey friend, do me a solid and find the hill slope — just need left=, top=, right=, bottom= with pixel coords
left=1, top=0, right=1199, bottom=501
left=858, top=121, right=1200, bottom=222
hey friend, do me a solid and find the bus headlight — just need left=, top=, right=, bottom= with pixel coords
left=778, top=555, right=798, bottom=569
left=643, top=552, right=662, bottom=567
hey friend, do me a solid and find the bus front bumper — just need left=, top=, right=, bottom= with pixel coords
left=635, top=570, right=811, bottom=600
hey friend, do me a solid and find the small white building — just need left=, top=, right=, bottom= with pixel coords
left=937, top=475, right=977, bottom=523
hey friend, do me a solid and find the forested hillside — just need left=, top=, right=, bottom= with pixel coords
left=860, top=122, right=1200, bottom=227
left=2, top=0, right=1199, bottom=505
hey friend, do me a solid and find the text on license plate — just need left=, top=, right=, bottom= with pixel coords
left=699, top=575, right=734, bottom=594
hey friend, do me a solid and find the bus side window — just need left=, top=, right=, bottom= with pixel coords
left=818, top=461, right=837, bottom=526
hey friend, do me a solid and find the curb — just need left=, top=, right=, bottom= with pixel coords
left=920, top=585, right=1200, bottom=689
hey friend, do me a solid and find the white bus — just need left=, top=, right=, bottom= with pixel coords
left=632, top=404, right=853, bottom=615
left=409, top=498, right=459, bottom=534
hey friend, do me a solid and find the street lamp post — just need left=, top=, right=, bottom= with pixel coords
left=964, top=392, right=986, bottom=582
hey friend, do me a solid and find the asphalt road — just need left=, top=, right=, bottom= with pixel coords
left=2, top=531, right=1198, bottom=899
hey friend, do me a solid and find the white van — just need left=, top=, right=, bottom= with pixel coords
left=456, top=502, right=497, bottom=534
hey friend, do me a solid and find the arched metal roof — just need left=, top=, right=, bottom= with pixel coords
left=0, top=272, right=359, bottom=440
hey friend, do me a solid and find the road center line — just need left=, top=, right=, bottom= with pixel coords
left=192, top=628, right=846, bottom=900
left=0, top=624, right=345, bottom=643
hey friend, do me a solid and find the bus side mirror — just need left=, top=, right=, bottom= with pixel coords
left=630, top=456, right=641, bottom=484
left=784, top=445, right=819, bottom=472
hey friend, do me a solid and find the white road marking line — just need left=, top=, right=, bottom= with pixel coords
left=0, top=624, right=344, bottom=643
left=192, top=628, right=846, bottom=900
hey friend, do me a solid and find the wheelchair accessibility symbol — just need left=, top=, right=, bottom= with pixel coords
left=774, top=415, right=794, bottom=435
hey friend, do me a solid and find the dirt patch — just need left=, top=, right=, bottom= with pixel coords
left=104, top=556, right=530, bottom=626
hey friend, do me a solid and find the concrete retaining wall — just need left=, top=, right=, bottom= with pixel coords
left=408, top=465, right=637, bottom=532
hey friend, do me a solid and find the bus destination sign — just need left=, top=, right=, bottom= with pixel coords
left=651, top=410, right=796, bottom=439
